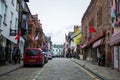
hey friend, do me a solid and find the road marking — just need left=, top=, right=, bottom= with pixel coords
left=71, top=61, right=101, bottom=80
left=33, top=67, right=45, bottom=80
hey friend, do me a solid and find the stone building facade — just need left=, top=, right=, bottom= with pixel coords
left=81, top=0, right=112, bottom=66
left=110, top=0, right=120, bottom=70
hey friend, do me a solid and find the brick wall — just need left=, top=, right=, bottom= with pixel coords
left=81, top=0, right=112, bottom=66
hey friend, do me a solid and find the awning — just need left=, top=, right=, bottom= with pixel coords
left=82, top=32, right=105, bottom=48
left=93, top=38, right=104, bottom=48
left=82, top=44, right=87, bottom=48
left=2, top=33, right=17, bottom=44
left=110, top=31, right=120, bottom=46
left=87, top=32, right=105, bottom=46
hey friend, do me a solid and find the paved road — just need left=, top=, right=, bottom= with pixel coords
left=0, top=58, right=101, bottom=80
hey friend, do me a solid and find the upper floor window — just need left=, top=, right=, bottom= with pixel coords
left=10, top=12, right=13, bottom=28
left=11, top=0, right=14, bottom=6
left=1, top=0, right=6, bottom=3
left=11, top=12, right=13, bottom=21
left=97, top=7, right=102, bottom=27
left=88, top=18, right=95, bottom=40
left=118, top=0, right=120, bottom=15
left=15, top=18, right=18, bottom=29
left=3, top=4, right=7, bottom=25
left=0, top=15, right=2, bottom=28
left=16, top=1, right=19, bottom=12
left=21, top=0, right=25, bottom=8
left=24, top=0, right=29, bottom=2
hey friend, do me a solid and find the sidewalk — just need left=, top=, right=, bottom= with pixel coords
left=0, top=61, right=23, bottom=77
left=71, top=59, right=120, bottom=80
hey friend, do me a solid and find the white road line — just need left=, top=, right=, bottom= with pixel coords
left=33, top=67, right=45, bottom=80
left=71, top=61, right=101, bottom=80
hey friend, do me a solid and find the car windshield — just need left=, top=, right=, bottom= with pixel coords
left=26, top=49, right=39, bottom=56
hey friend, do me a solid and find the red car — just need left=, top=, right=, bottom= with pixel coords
left=23, top=48, right=44, bottom=67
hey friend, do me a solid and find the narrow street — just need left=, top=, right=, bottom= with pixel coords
left=0, top=58, right=101, bottom=80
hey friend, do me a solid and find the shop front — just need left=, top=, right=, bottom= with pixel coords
left=92, top=38, right=105, bottom=65
left=0, top=31, right=18, bottom=65
left=110, top=30, right=120, bottom=71
left=82, top=32, right=105, bottom=62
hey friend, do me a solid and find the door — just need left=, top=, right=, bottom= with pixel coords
left=114, top=46, right=118, bottom=69
left=119, top=46, right=120, bottom=70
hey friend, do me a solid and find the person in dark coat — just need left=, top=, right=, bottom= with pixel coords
left=13, top=44, right=21, bottom=64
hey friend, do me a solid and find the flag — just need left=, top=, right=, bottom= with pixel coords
left=35, top=35, right=39, bottom=40
left=15, top=31, right=21, bottom=40
left=89, top=26, right=96, bottom=33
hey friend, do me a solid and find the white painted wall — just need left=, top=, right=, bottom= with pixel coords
left=1, top=0, right=19, bottom=44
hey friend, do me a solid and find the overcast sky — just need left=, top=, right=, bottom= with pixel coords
left=27, top=0, right=91, bottom=45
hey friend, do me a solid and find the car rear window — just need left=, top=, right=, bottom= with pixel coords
left=25, top=49, right=39, bottom=56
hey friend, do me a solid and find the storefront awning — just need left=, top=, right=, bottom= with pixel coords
left=2, top=33, right=17, bottom=44
left=110, top=31, right=120, bottom=46
left=93, top=38, right=104, bottom=48
left=82, top=32, right=105, bottom=49
left=82, top=44, right=87, bottom=48
left=87, top=32, right=105, bottom=46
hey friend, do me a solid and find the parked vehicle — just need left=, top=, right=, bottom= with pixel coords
left=46, top=52, right=52, bottom=60
left=43, top=52, right=48, bottom=63
left=23, top=48, right=44, bottom=67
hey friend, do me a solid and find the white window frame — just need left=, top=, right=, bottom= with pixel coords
left=15, top=18, right=18, bottom=29
left=3, top=4, right=7, bottom=25
left=11, top=0, right=14, bottom=6
left=0, top=15, right=2, bottom=28
left=10, top=12, right=13, bottom=28
left=16, top=1, right=19, bottom=12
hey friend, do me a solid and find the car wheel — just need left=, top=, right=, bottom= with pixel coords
left=23, top=64, right=27, bottom=67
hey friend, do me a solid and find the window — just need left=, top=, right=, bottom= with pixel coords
left=97, top=7, right=102, bottom=27
left=10, top=12, right=13, bottom=28
left=16, top=1, right=19, bottom=12
left=0, top=1, right=2, bottom=14
left=0, top=15, right=2, bottom=27
left=88, top=18, right=94, bottom=40
left=10, top=20, right=12, bottom=28
left=21, top=0, right=25, bottom=8
left=11, top=0, right=14, bottom=6
left=26, top=49, right=39, bottom=56
left=15, top=18, right=18, bottom=29
left=3, top=4, right=7, bottom=25
left=118, top=0, right=120, bottom=14
left=2, top=0, right=6, bottom=3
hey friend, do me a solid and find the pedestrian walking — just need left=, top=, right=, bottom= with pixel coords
left=17, top=48, right=21, bottom=64
left=0, top=43, right=5, bottom=64
left=100, top=50, right=105, bottom=66
left=13, top=44, right=21, bottom=64
left=97, top=48, right=101, bottom=66
left=5, top=45, right=11, bottom=64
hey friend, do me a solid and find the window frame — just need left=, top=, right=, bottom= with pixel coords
left=11, top=0, right=14, bottom=6
left=0, top=15, right=2, bottom=28
left=3, top=4, right=7, bottom=26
